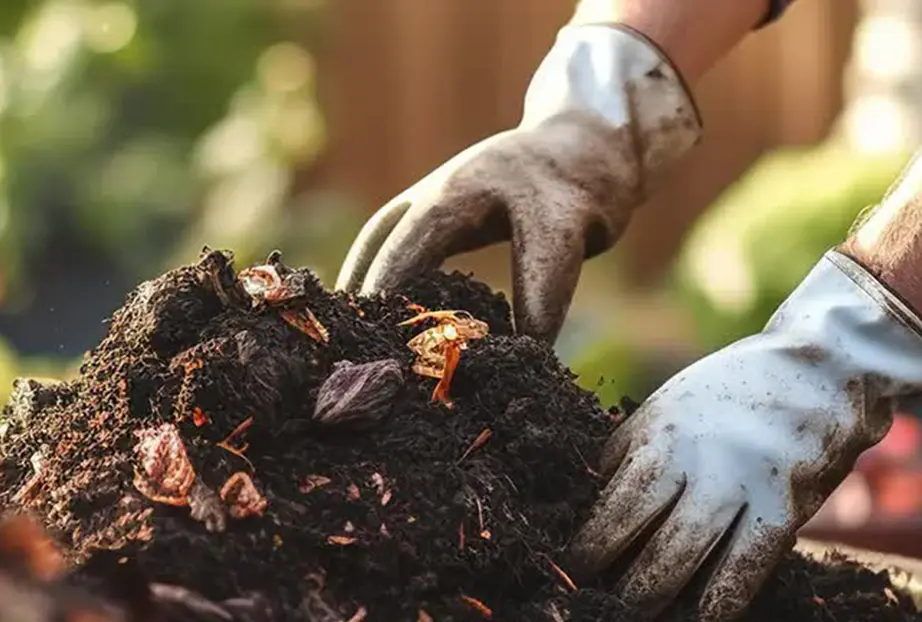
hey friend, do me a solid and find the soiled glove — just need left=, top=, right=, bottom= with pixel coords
left=566, top=248, right=922, bottom=620
left=336, top=24, right=701, bottom=342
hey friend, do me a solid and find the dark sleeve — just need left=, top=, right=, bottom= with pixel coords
left=757, top=0, right=796, bottom=28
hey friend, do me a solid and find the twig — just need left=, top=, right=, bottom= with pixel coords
left=459, top=595, right=493, bottom=618
left=544, top=555, right=578, bottom=592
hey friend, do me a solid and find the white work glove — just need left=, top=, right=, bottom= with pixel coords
left=336, top=24, right=701, bottom=342
left=565, top=246, right=922, bottom=620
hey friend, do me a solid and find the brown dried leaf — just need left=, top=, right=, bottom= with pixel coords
left=219, top=472, right=268, bottom=519
left=133, top=423, right=196, bottom=507
left=281, top=308, right=329, bottom=343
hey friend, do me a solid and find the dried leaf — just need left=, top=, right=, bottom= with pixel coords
left=133, top=423, right=196, bottom=506
left=281, top=308, right=329, bottom=343
left=327, top=535, right=356, bottom=546
left=299, top=474, right=332, bottom=494
left=220, top=472, right=268, bottom=519
left=313, top=360, right=404, bottom=427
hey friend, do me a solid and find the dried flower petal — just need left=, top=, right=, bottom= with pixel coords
left=133, top=423, right=196, bottom=507
left=313, top=359, right=404, bottom=427
left=220, top=472, right=268, bottom=519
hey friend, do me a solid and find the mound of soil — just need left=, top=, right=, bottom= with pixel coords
left=0, top=248, right=919, bottom=622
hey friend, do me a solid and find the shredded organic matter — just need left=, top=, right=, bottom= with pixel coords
left=0, top=248, right=920, bottom=621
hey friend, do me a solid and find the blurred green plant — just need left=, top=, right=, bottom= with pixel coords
left=674, top=141, right=909, bottom=351
left=0, top=0, right=335, bottom=307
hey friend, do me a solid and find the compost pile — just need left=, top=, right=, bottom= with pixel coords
left=0, top=248, right=920, bottom=622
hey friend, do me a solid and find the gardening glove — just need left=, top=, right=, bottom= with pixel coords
left=335, top=24, right=701, bottom=342
left=566, top=244, right=922, bottom=619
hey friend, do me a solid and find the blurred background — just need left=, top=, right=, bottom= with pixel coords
left=1, top=0, right=921, bottom=556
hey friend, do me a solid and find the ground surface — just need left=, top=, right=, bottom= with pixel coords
left=0, top=249, right=919, bottom=622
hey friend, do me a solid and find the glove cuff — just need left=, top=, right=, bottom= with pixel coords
left=521, top=24, right=702, bottom=175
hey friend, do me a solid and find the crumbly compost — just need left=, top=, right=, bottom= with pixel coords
left=0, top=249, right=919, bottom=622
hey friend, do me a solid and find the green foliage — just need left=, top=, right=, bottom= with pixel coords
left=0, top=0, right=332, bottom=304
left=673, top=142, right=909, bottom=351
left=568, top=333, right=641, bottom=408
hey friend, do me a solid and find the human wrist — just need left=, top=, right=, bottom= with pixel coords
left=570, top=0, right=768, bottom=84
left=839, top=154, right=922, bottom=315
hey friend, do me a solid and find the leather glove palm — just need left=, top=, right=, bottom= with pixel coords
left=566, top=241, right=922, bottom=620
left=336, top=24, right=700, bottom=342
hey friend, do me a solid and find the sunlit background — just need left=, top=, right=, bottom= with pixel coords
left=1, top=0, right=921, bottom=556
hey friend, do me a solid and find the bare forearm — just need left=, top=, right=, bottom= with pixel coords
left=840, top=157, right=922, bottom=312
left=570, top=0, right=769, bottom=83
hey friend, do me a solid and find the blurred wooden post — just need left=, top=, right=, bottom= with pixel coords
left=314, top=0, right=859, bottom=285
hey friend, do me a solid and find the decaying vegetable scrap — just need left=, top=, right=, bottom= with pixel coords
left=400, top=309, right=489, bottom=406
left=313, top=359, right=404, bottom=427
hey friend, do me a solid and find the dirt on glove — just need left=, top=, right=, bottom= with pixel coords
left=0, top=248, right=919, bottom=622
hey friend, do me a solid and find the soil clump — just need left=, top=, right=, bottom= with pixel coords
left=0, top=248, right=919, bottom=622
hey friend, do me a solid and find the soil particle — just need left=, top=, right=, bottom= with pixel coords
left=1, top=248, right=920, bottom=621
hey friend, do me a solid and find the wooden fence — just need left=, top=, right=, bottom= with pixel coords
left=313, top=0, right=860, bottom=284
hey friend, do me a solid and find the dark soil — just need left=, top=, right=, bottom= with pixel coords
left=0, top=248, right=919, bottom=622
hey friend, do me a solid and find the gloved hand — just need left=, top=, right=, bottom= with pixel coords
left=565, top=245, right=922, bottom=616
left=335, top=24, right=701, bottom=342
